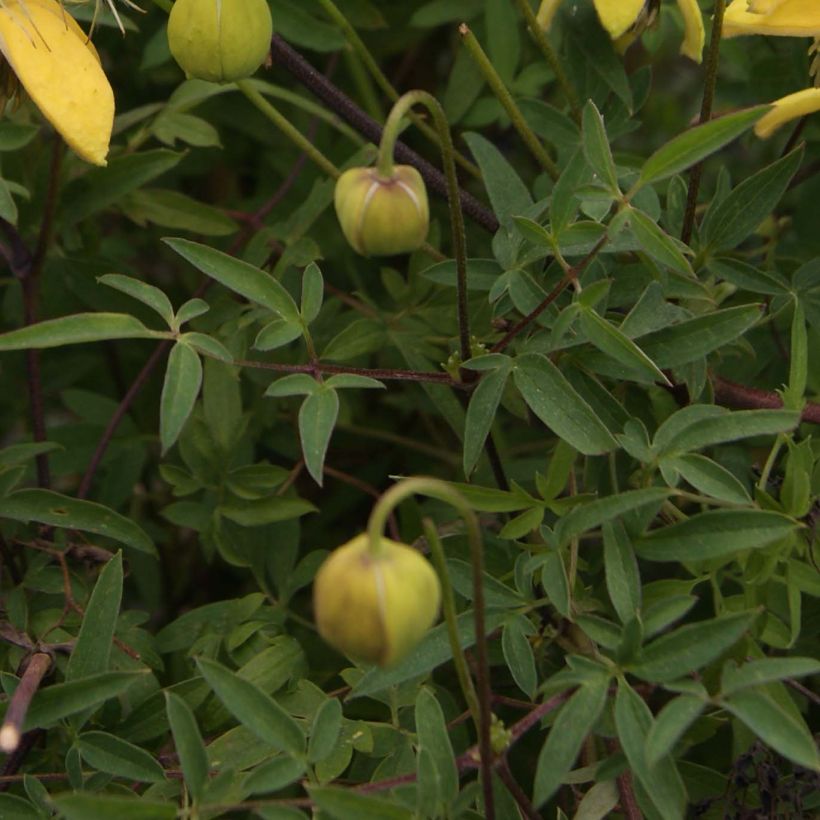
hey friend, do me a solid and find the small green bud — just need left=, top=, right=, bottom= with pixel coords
left=313, top=534, right=441, bottom=667
left=334, top=166, right=429, bottom=257
left=167, top=0, right=273, bottom=84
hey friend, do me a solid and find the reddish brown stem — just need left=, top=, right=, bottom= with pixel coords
left=0, top=653, right=52, bottom=754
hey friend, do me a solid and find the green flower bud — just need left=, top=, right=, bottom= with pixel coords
left=167, top=0, right=273, bottom=84
left=313, top=534, right=441, bottom=667
left=334, top=166, right=429, bottom=256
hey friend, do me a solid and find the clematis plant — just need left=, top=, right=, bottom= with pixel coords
left=724, top=0, right=820, bottom=137
left=0, top=0, right=114, bottom=165
left=537, top=0, right=705, bottom=62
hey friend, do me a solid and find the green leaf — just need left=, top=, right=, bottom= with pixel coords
left=0, top=313, right=157, bottom=351
left=323, top=374, right=385, bottom=391
left=25, top=672, right=146, bottom=730
left=301, top=262, right=323, bottom=324
left=98, top=274, right=175, bottom=327
left=415, top=687, right=458, bottom=802
left=66, top=553, right=123, bottom=682
left=160, top=342, right=202, bottom=453
left=635, top=510, right=798, bottom=562
left=580, top=307, right=670, bottom=385
left=463, top=131, right=533, bottom=225
left=420, top=258, right=503, bottom=291
left=702, top=147, right=803, bottom=252
left=196, top=657, right=304, bottom=756
left=244, top=756, right=307, bottom=796
left=254, top=319, right=304, bottom=351
left=265, top=374, right=319, bottom=397
left=165, top=692, right=209, bottom=801
left=78, top=731, right=165, bottom=782
left=638, top=106, right=766, bottom=187
left=721, top=657, right=820, bottom=695
left=637, top=305, right=762, bottom=368
left=582, top=101, right=619, bottom=193
left=299, top=389, right=339, bottom=486
left=502, top=617, right=537, bottom=698
left=723, top=688, right=820, bottom=771
left=603, top=521, right=641, bottom=624
left=164, top=237, right=300, bottom=321
left=0, top=489, right=155, bottom=555
left=463, top=361, right=510, bottom=476
left=122, top=188, right=238, bottom=236
left=628, top=612, right=756, bottom=682
left=627, top=208, right=692, bottom=275
left=63, top=149, right=183, bottom=225
left=513, top=354, right=616, bottom=455
left=655, top=408, right=799, bottom=455
left=308, top=787, right=414, bottom=820
left=181, top=331, right=233, bottom=363
left=175, top=298, right=210, bottom=327
left=645, top=694, right=707, bottom=765
left=52, top=794, right=176, bottom=820
left=308, top=698, right=343, bottom=764
left=219, top=496, right=317, bottom=526
left=666, top=454, right=751, bottom=505
left=533, top=674, right=610, bottom=806
left=350, top=610, right=507, bottom=698
left=0, top=794, right=39, bottom=819
left=614, top=680, right=687, bottom=819
left=555, top=488, right=670, bottom=546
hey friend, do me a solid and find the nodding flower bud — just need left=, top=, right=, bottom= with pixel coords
left=313, top=534, right=441, bottom=667
left=334, top=166, right=429, bottom=257
left=167, top=0, right=273, bottom=84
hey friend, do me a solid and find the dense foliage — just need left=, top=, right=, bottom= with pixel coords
left=0, top=1, right=818, bottom=818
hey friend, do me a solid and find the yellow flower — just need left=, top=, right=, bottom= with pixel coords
left=724, top=0, right=820, bottom=37
left=0, top=0, right=114, bottom=165
left=536, top=0, right=705, bottom=62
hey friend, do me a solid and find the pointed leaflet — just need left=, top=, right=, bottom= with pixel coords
left=66, top=553, right=123, bottom=682
left=98, top=274, right=175, bottom=327
left=165, top=692, right=209, bottom=801
left=298, top=388, right=339, bottom=486
left=160, top=342, right=202, bottom=453
left=164, top=238, right=300, bottom=322
left=645, top=695, right=707, bottom=765
left=463, top=359, right=511, bottom=476
left=533, top=672, right=610, bottom=806
left=0, top=313, right=158, bottom=351
left=196, top=657, right=304, bottom=756
left=77, top=731, right=165, bottom=782
left=582, top=101, right=619, bottom=194
left=513, top=354, right=616, bottom=455
left=415, top=687, right=458, bottom=802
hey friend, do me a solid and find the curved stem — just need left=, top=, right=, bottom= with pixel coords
left=422, top=518, right=481, bottom=726
left=377, top=91, right=471, bottom=363
left=366, top=477, right=495, bottom=819
left=315, top=0, right=482, bottom=179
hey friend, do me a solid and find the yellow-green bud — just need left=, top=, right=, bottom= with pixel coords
left=313, top=534, right=441, bottom=667
left=333, top=166, right=429, bottom=257
left=167, top=0, right=273, bottom=84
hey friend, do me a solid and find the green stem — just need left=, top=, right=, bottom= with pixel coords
left=378, top=91, right=472, bottom=363
left=513, top=0, right=580, bottom=122
left=236, top=80, right=341, bottom=179
left=315, top=0, right=482, bottom=179
left=366, top=477, right=495, bottom=820
left=459, top=24, right=559, bottom=181
left=422, top=518, right=481, bottom=727
left=681, top=0, right=726, bottom=244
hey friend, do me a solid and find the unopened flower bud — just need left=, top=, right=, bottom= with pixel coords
left=313, top=534, right=441, bottom=666
left=167, top=0, right=273, bottom=84
left=334, top=166, right=429, bottom=256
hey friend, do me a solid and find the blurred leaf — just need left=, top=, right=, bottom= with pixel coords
left=309, top=787, right=414, bottom=819
left=53, top=794, right=176, bottom=820
left=0, top=490, right=155, bottom=555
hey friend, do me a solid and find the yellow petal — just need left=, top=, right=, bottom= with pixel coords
left=0, top=0, right=114, bottom=165
left=676, top=0, right=705, bottom=62
left=724, top=0, right=820, bottom=37
left=754, top=87, right=820, bottom=137
left=536, top=0, right=562, bottom=30
left=746, top=0, right=789, bottom=12
left=592, top=0, right=647, bottom=40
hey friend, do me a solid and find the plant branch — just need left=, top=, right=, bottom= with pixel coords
left=497, top=758, right=543, bottom=820
left=267, top=34, right=500, bottom=234
left=0, top=653, right=52, bottom=754
left=713, top=375, right=820, bottom=424
left=681, top=0, right=727, bottom=245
